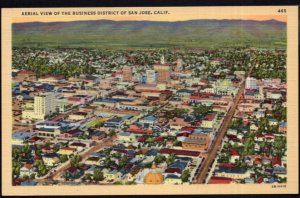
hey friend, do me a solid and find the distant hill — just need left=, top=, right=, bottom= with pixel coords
left=12, top=19, right=287, bottom=49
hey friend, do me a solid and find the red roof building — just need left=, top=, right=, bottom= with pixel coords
left=160, top=148, right=200, bottom=157
left=272, top=157, right=282, bottom=167
left=208, top=176, right=233, bottom=184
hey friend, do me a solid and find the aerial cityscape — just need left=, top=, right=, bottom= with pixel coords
left=11, top=19, right=287, bottom=186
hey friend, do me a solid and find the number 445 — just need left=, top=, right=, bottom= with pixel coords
left=278, top=9, right=286, bottom=13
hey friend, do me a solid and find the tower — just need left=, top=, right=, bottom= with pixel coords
left=122, top=66, right=133, bottom=82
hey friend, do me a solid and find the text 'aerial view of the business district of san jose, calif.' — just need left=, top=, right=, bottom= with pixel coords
left=11, top=19, right=287, bottom=186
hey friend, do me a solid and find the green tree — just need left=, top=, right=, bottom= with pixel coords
left=12, top=161, right=22, bottom=176
left=35, top=160, right=47, bottom=177
left=181, top=169, right=191, bottom=183
left=154, top=155, right=167, bottom=164
left=166, top=154, right=176, bottom=165
left=70, top=155, right=81, bottom=168
left=93, top=169, right=104, bottom=181
left=60, top=155, right=69, bottom=163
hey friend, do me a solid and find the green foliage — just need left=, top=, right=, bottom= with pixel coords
left=166, top=154, right=176, bottom=165
left=35, top=160, right=47, bottom=177
left=70, top=155, right=81, bottom=168
left=193, top=105, right=213, bottom=117
left=166, top=108, right=189, bottom=119
left=181, top=169, right=191, bottom=182
left=59, top=155, right=69, bottom=163
left=93, top=169, right=104, bottom=181
left=154, top=155, right=167, bottom=164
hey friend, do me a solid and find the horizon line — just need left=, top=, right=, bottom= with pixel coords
left=13, top=18, right=287, bottom=24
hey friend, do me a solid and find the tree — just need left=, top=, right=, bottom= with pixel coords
left=173, top=140, right=182, bottom=147
left=154, top=155, right=166, bottom=164
left=119, top=155, right=128, bottom=167
left=166, top=154, right=176, bottom=165
left=93, top=169, right=104, bottom=181
left=109, top=129, right=116, bottom=136
left=181, top=169, right=191, bottom=183
left=12, top=161, right=22, bottom=176
left=35, top=160, right=47, bottom=177
left=70, top=155, right=81, bottom=168
left=30, top=173, right=36, bottom=180
left=60, top=155, right=69, bottom=163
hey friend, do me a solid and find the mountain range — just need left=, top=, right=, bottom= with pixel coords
left=12, top=19, right=287, bottom=49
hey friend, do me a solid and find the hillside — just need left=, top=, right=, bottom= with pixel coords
left=12, top=19, right=287, bottom=49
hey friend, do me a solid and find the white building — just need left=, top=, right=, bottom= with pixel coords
left=246, top=77, right=257, bottom=90
left=22, top=92, right=57, bottom=120
left=146, top=70, right=157, bottom=84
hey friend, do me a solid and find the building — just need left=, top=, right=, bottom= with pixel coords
left=174, top=58, right=183, bottom=72
left=12, top=132, right=35, bottom=145
left=122, top=66, right=133, bottom=82
left=15, top=70, right=36, bottom=81
left=246, top=77, right=257, bottom=90
left=22, top=92, right=57, bottom=120
left=182, top=132, right=210, bottom=151
left=143, top=164, right=164, bottom=184
left=154, top=55, right=171, bottom=83
left=146, top=70, right=157, bottom=84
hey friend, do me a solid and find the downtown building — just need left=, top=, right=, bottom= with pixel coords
left=245, top=77, right=258, bottom=90
left=122, top=66, right=133, bottom=82
left=154, top=55, right=171, bottom=83
left=22, top=92, right=57, bottom=120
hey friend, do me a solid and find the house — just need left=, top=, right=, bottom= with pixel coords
left=273, top=166, right=287, bottom=175
left=58, top=147, right=77, bottom=156
left=169, top=118, right=191, bottom=130
left=104, top=170, right=122, bottom=182
left=139, top=115, right=156, bottom=128
left=19, top=164, right=36, bottom=177
left=20, top=180, right=38, bottom=186
left=250, top=123, right=258, bottom=131
left=118, top=132, right=137, bottom=143
left=229, top=148, right=240, bottom=163
left=59, top=128, right=84, bottom=139
left=42, top=153, right=60, bottom=167
left=272, top=157, right=282, bottom=167
left=68, top=112, right=89, bottom=121
left=164, top=174, right=182, bottom=184
left=269, top=119, right=279, bottom=126
left=244, top=178, right=255, bottom=184
left=104, top=116, right=125, bottom=128
left=214, top=164, right=251, bottom=180
left=255, top=134, right=265, bottom=142
left=124, top=165, right=142, bottom=182
left=279, top=121, right=287, bottom=133
left=227, top=129, right=238, bottom=136
left=85, top=157, right=101, bottom=166
left=69, top=142, right=87, bottom=152
left=64, top=167, right=84, bottom=180
left=12, top=132, right=35, bottom=145
left=89, top=130, right=107, bottom=141
left=208, top=176, right=233, bottom=184
left=265, top=134, right=275, bottom=143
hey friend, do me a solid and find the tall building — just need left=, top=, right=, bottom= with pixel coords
left=146, top=70, right=157, bottom=84
left=154, top=55, right=170, bottom=83
left=175, top=58, right=183, bottom=72
left=246, top=77, right=257, bottom=89
left=34, top=93, right=56, bottom=118
left=122, top=66, right=133, bottom=81
left=22, top=92, right=56, bottom=120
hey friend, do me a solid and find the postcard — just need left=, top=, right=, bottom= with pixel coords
left=1, top=6, right=299, bottom=195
